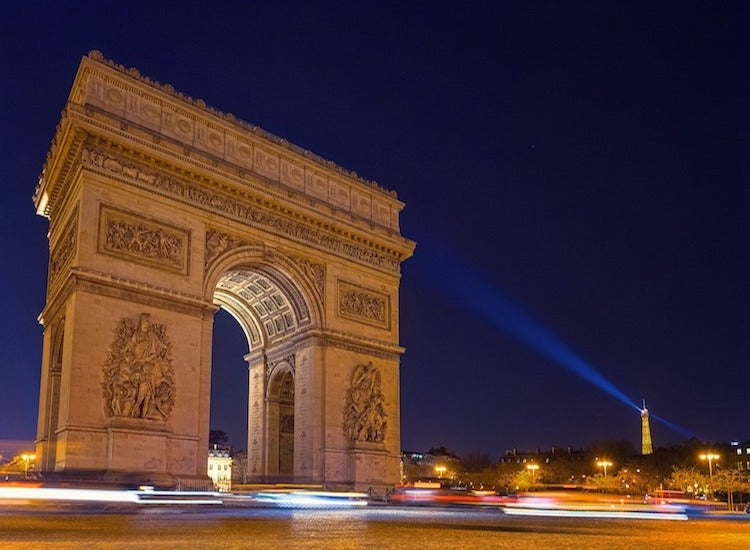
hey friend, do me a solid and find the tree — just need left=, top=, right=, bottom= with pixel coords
left=461, top=451, right=492, bottom=473
left=589, top=439, right=634, bottom=460
left=494, top=462, right=522, bottom=493
left=428, top=446, right=457, bottom=458
left=712, top=467, right=750, bottom=511
left=585, top=473, right=622, bottom=494
left=511, top=468, right=542, bottom=492
left=209, top=429, right=229, bottom=447
left=668, top=466, right=708, bottom=497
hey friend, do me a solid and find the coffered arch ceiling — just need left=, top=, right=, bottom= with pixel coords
left=213, top=267, right=311, bottom=350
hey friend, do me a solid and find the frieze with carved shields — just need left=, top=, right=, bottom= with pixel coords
left=343, top=362, right=387, bottom=443
left=102, top=313, right=176, bottom=421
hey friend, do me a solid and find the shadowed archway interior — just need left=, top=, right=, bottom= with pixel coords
left=211, top=266, right=308, bottom=480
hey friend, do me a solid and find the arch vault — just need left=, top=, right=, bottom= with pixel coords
left=33, top=51, right=415, bottom=490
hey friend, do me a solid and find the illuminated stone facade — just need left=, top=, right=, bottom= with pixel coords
left=33, top=51, right=415, bottom=490
left=207, top=446, right=232, bottom=492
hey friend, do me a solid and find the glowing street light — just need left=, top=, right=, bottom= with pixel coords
left=526, top=463, right=539, bottom=483
left=596, top=459, right=613, bottom=477
left=20, top=453, right=36, bottom=479
left=435, top=465, right=447, bottom=478
left=699, top=453, right=720, bottom=479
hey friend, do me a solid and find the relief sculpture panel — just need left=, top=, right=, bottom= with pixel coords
left=343, top=362, right=387, bottom=444
left=204, top=228, right=249, bottom=270
left=337, top=280, right=390, bottom=329
left=48, top=205, right=79, bottom=287
left=98, top=204, right=190, bottom=274
left=102, top=313, right=176, bottom=421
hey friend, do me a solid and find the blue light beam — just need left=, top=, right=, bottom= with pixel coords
left=650, top=413, right=694, bottom=439
left=412, top=236, right=641, bottom=413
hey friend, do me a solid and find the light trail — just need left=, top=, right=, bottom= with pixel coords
left=0, top=486, right=223, bottom=505
left=503, top=507, right=688, bottom=520
left=253, top=491, right=369, bottom=508
left=0, top=486, right=139, bottom=503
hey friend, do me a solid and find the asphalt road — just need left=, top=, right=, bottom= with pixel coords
left=0, top=506, right=748, bottom=549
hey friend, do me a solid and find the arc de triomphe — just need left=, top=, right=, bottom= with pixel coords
left=33, top=51, right=415, bottom=490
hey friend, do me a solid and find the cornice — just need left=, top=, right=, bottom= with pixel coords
left=37, top=107, right=415, bottom=270
left=73, top=136, right=410, bottom=273
left=33, top=119, right=87, bottom=219
left=290, top=328, right=405, bottom=360
left=82, top=50, right=398, bottom=199
left=35, top=51, right=412, bottom=238
left=35, top=51, right=417, bottom=267
left=41, top=266, right=217, bottom=322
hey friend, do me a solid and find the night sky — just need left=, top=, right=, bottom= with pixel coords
left=1, top=2, right=747, bottom=458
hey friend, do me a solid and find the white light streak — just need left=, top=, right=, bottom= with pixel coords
left=503, top=507, right=688, bottom=521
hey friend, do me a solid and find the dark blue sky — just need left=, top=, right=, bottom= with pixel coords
left=1, top=2, right=748, bottom=457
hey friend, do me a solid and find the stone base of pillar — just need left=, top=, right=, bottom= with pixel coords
left=347, top=441, right=390, bottom=493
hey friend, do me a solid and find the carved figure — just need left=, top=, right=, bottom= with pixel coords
left=340, top=288, right=386, bottom=323
left=105, top=219, right=183, bottom=265
left=102, top=313, right=175, bottom=420
left=205, top=229, right=246, bottom=268
left=343, top=362, right=387, bottom=443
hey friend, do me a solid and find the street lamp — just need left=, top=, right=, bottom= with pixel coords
left=526, top=463, right=539, bottom=483
left=435, top=465, right=447, bottom=478
left=20, top=453, right=36, bottom=479
left=596, top=459, right=613, bottom=477
left=699, top=453, right=719, bottom=479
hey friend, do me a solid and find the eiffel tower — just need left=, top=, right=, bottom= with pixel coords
left=641, top=399, right=653, bottom=455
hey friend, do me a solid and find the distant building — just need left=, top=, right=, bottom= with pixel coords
left=207, top=445, right=232, bottom=492
left=731, top=441, right=750, bottom=470
left=498, top=446, right=589, bottom=465
left=401, top=451, right=460, bottom=482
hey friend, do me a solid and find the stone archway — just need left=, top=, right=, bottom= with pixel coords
left=208, top=255, right=318, bottom=483
left=32, top=51, right=415, bottom=490
left=267, top=366, right=294, bottom=478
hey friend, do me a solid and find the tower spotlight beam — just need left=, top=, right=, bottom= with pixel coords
left=413, top=235, right=695, bottom=436
left=415, top=239, right=641, bottom=410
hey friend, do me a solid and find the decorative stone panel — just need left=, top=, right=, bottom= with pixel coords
left=337, top=280, right=390, bottom=330
left=48, top=204, right=79, bottom=287
left=102, top=313, right=175, bottom=421
left=98, top=204, right=190, bottom=275
left=343, top=362, right=386, bottom=444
